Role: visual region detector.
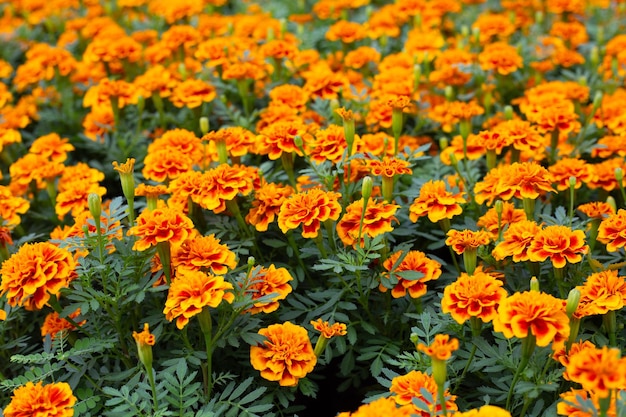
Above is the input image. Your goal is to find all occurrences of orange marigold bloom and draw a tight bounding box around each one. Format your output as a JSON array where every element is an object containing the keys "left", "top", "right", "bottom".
[
  {"left": 548, "top": 157, "right": 595, "bottom": 191},
  {"left": 493, "top": 119, "right": 544, "bottom": 154},
  {"left": 142, "top": 148, "right": 194, "bottom": 183},
  {"left": 390, "top": 371, "right": 457, "bottom": 416},
  {"left": 55, "top": 180, "right": 107, "bottom": 220},
  {"left": 29, "top": 133, "right": 74, "bottom": 163},
  {"left": 477, "top": 202, "right": 527, "bottom": 239},
  {"left": 257, "top": 120, "right": 311, "bottom": 160},
  {"left": 557, "top": 388, "right": 616, "bottom": 417},
  {"left": 577, "top": 202, "right": 615, "bottom": 219},
  {"left": 478, "top": 42, "right": 523, "bottom": 75},
  {"left": 246, "top": 182, "right": 294, "bottom": 232},
  {"left": 553, "top": 340, "right": 596, "bottom": 380},
  {"left": 367, "top": 157, "right": 412, "bottom": 178},
  {"left": 566, "top": 346, "right": 626, "bottom": 398},
  {"left": 245, "top": 265, "right": 293, "bottom": 314},
  {"left": 493, "top": 291, "right": 569, "bottom": 347},
  {"left": 0, "top": 186, "right": 30, "bottom": 227},
  {"left": 428, "top": 100, "right": 485, "bottom": 133},
  {"left": 472, "top": 13, "right": 516, "bottom": 44},
  {"left": 455, "top": 405, "right": 512, "bottom": 417},
  {"left": 325, "top": 20, "right": 367, "bottom": 43},
  {"left": 380, "top": 250, "right": 442, "bottom": 298},
  {"left": 307, "top": 124, "right": 348, "bottom": 164},
  {"left": 442, "top": 270, "right": 508, "bottom": 324},
  {"left": 163, "top": 269, "right": 234, "bottom": 330},
  {"left": 445, "top": 229, "right": 492, "bottom": 255},
  {"left": 597, "top": 209, "right": 626, "bottom": 252},
  {"left": 277, "top": 188, "right": 342, "bottom": 238},
  {"left": 576, "top": 270, "right": 626, "bottom": 315},
  {"left": 169, "top": 78, "right": 216, "bottom": 109},
  {"left": 474, "top": 162, "right": 555, "bottom": 206},
  {"left": 0, "top": 242, "right": 76, "bottom": 311},
  {"left": 41, "top": 309, "right": 84, "bottom": 340},
  {"left": 492, "top": 220, "right": 542, "bottom": 262},
  {"left": 587, "top": 158, "right": 626, "bottom": 192},
  {"left": 336, "top": 198, "right": 399, "bottom": 247},
  {"left": 3, "top": 381, "right": 76, "bottom": 417},
  {"left": 409, "top": 180, "right": 466, "bottom": 223},
  {"left": 133, "top": 322, "right": 156, "bottom": 347},
  {"left": 417, "top": 334, "right": 459, "bottom": 361},
  {"left": 527, "top": 225, "right": 588, "bottom": 269},
  {"left": 128, "top": 207, "right": 194, "bottom": 251},
  {"left": 311, "top": 319, "right": 347, "bottom": 338},
  {"left": 250, "top": 321, "right": 317, "bottom": 387},
  {"left": 173, "top": 234, "right": 237, "bottom": 275},
  {"left": 193, "top": 164, "right": 257, "bottom": 214},
  {"left": 148, "top": 128, "right": 204, "bottom": 164}
]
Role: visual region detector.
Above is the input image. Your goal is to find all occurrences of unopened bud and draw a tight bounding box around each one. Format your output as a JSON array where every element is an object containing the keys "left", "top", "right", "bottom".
[
  {"left": 504, "top": 105, "right": 514, "bottom": 120},
  {"left": 615, "top": 167, "right": 623, "bottom": 183},
  {"left": 495, "top": 200, "right": 504, "bottom": 216},
  {"left": 361, "top": 176, "right": 373, "bottom": 201},
  {"left": 566, "top": 288, "right": 581, "bottom": 318},
  {"left": 200, "top": 117, "right": 210, "bottom": 135},
  {"left": 444, "top": 85, "right": 454, "bottom": 101},
  {"left": 569, "top": 176, "right": 577, "bottom": 189},
  {"left": 607, "top": 196, "right": 617, "bottom": 212},
  {"left": 88, "top": 193, "right": 102, "bottom": 221},
  {"left": 530, "top": 276, "right": 540, "bottom": 292},
  {"left": 592, "top": 91, "right": 603, "bottom": 112},
  {"left": 439, "top": 137, "right": 449, "bottom": 150}
]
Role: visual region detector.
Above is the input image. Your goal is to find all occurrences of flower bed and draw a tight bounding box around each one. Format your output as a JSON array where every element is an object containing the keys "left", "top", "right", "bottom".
[{"left": 0, "top": 0, "right": 626, "bottom": 416}]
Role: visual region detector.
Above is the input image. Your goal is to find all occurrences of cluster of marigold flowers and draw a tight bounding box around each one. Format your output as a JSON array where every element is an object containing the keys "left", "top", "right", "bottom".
[{"left": 3, "top": 0, "right": 626, "bottom": 415}]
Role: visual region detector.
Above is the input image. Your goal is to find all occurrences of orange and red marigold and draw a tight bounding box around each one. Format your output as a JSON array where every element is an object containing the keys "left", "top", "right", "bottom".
[
  {"left": 380, "top": 250, "right": 442, "bottom": 298},
  {"left": 3, "top": 381, "right": 77, "bottom": 417},
  {"left": 597, "top": 208, "right": 626, "bottom": 252},
  {"left": 128, "top": 207, "right": 195, "bottom": 251},
  {"left": 442, "top": 270, "right": 508, "bottom": 324},
  {"left": 409, "top": 180, "right": 466, "bottom": 223},
  {"left": 527, "top": 225, "right": 588, "bottom": 269},
  {"left": 163, "top": 268, "right": 234, "bottom": 330},
  {"left": 336, "top": 198, "right": 399, "bottom": 247},
  {"left": 493, "top": 291, "right": 569, "bottom": 347},
  {"left": 250, "top": 321, "right": 317, "bottom": 387},
  {"left": 277, "top": 188, "right": 342, "bottom": 238},
  {"left": 245, "top": 265, "right": 293, "bottom": 314},
  {"left": 566, "top": 345, "right": 626, "bottom": 398},
  {"left": 0, "top": 242, "right": 76, "bottom": 311},
  {"left": 389, "top": 370, "right": 457, "bottom": 417}
]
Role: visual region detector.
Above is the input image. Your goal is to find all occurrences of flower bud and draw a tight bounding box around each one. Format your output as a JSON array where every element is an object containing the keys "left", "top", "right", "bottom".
[
  {"left": 133, "top": 323, "right": 155, "bottom": 370},
  {"left": 592, "top": 91, "right": 603, "bottom": 112},
  {"left": 495, "top": 200, "right": 504, "bottom": 216},
  {"left": 566, "top": 288, "right": 581, "bottom": 318},
  {"left": 88, "top": 193, "right": 102, "bottom": 222},
  {"left": 615, "top": 167, "right": 623, "bottom": 183},
  {"left": 361, "top": 176, "right": 373, "bottom": 202},
  {"left": 530, "top": 276, "right": 540, "bottom": 292},
  {"left": 200, "top": 117, "right": 210, "bottom": 135},
  {"left": 569, "top": 176, "right": 577, "bottom": 189},
  {"left": 439, "top": 137, "right": 449, "bottom": 150},
  {"left": 607, "top": 196, "right": 617, "bottom": 212},
  {"left": 503, "top": 105, "right": 514, "bottom": 120}
]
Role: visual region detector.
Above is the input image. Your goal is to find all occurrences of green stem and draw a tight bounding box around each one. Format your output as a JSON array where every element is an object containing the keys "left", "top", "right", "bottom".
[
  {"left": 506, "top": 335, "right": 535, "bottom": 411},
  {"left": 146, "top": 366, "right": 159, "bottom": 411},
  {"left": 198, "top": 309, "right": 214, "bottom": 399},
  {"left": 453, "top": 342, "right": 477, "bottom": 394}
]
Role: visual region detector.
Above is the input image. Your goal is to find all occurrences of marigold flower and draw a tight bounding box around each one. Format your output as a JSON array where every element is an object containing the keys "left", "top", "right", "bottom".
[
  {"left": 3, "top": 381, "right": 76, "bottom": 417},
  {"left": 442, "top": 270, "right": 507, "bottom": 324},
  {"left": 553, "top": 340, "right": 596, "bottom": 380},
  {"left": 336, "top": 198, "right": 399, "bottom": 248},
  {"left": 173, "top": 234, "right": 237, "bottom": 275},
  {"left": 0, "top": 242, "right": 76, "bottom": 311},
  {"left": 245, "top": 265, "right": 293, "bottom": 314},
  {"left": 417, "top": 334, "right": 459, "bottom": 361},
  {"left": 256, "top": 120, "right": 311, "bottom": 160},
  {"left": 29, "top": 133, "right": 74, "bottom": 163},
  {"left": 278, "top": 188, "right": 342, "bottom": 238},
  {"left": 576, "top": 270, "right": 626, "bottom": 316},
  {"left": 128, "top": 207, "right": 194, "bottom": 251},
  {"left": 367, "top": 157, "right": 412, "bottom": 178},
  {"left": 0, "top": 186, "right": 30, "bottom": 227},
  {"left": 527, "top": 225, "right": 588, "bottom": 269},
  {"left": 445, "top": 229, "right": 492, "bottom": 255},
  {"left": 169, "top": 78, "right": 216, "bottom": 109},
  {"left": 310, "top": 319, "right": 347, "bottom": 339},
  {"left": 41, "top": 309, "right": 84, "bottom": 340},
  {"left": 477, "top": 202, "right": 527, "bottom": 239},
  {"left": 250, "top": 321, "right": 317, "bottom": 386},
  {"left": 478, "top": 42, "right": 524, "bottom": 75},
  {"left": 493, "top": 291, "right": 569, "bottom": 347},
  {"left": 341, "top": 396, "right": 414, "bottom": 417},
  {"left": 566, "top": 345, "right": 626, "bottom": 398},
  {"left": 409, "top": 180, "right": 466, "bottom": 223},
  {"left": 142, "top": 148, "right": 194, "bottom": 183},
  {"left": 557, "top": 388, "right": 616, "bottom": 417},
  {"left": 492, "top": 220, "right": 542, "bottom": 262},
  {"left": 597, "top": 209, "right": 626, "bottom": 252},
  {"left": 133, "top": 322, "right": 155, "bottom": 370},
  {"left": 163, "top": 269, "right": 234, "bottom": 330},
  {"left": 325, "top": 20, "right": 367, "bottom": 43},
  {"left": 577, "top": 202, "right": 615, "bottom": 219},
  {"left": 380, "top": 250, "right": 442, "bottom": 298},
  {"left": 307, "top": 124, "right": 348, "bottom": 164},
  {"left": 389, "top": 370, "right": 457, "bottom": 416},
  {"left": 246, "top": 182, "right": 294, "bottom": 232},
  {"left": 193, "top": 164, "right": 257, "bottom": 214}
]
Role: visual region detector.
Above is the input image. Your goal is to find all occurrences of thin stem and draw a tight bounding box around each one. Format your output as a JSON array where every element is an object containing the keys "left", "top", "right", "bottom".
[
  {"left": 147, "top": 366, "right": 159, "bottom": 411},
  {"left": 453, "top": 342, "right": 477, "bottom": 393}
]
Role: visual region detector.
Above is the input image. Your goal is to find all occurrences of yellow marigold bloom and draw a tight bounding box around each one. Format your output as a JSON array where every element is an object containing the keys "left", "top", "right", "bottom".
[
  {"left": 246, "top": 181, "right": 294, "bottom": 232},
  {"left": 527, "top": 225, "right": 588, "bottom": 269},
  {"left": 380, "top": 250, "right": 442, "bottom": 298},
  {"left": 169, "top": 78, "right": 216, "bottom": 109},
  {"left": 128, "top": 207, "right": 194, "bottom": 251},
  {"left": 245, "top": 265, "right": 293, "bottom": 314},
  {"left": 409, "top": 180, "right": 466, "bottom": 223},
  {"left": 477, "top": 202, "right": 526, "bottom": 239},
  {"left": 576, "top": 270, "right": 626, "bottom": 315},
  {"left": 390, "top": 371, "right": 457, "bottom": 416},
  {"left": 0, "top": 185, "right": 30, "bottom": 227},
  {"left": 41, "top": 309, "right": 84, "bottom": 340},
  {"left": 336, "top": 198, "right": 399, "bottom": 248},
  {"left": 442, "top": 270, "right": 507, "bottom": 324},
  {"left": 577, "top": 202, "right": 615, "bottom": 219},
  {"left": 478, "top": 42, "right": 523, "bottom": 75},
  {"left": 310, "top": 319, "right": 347, "bottom": 339},
  {"left": 163, "top": 269, "right": 234, "bottom": 330},
  {"left": 250, "top": 321, "right": 317, "bottom": 387},
  {"left": 493, "top": 291, "right": 569, "bottom": 347},
  {"left": 566, "top": 345, "right": 626, "bottom": 398},
  {"left": 598, "top": 209, "right": 626, "bottom": 252},
  {"left": 3, "top": 381, "right": 76, "bottom": 417},
  {"left": 445, "top": 229, "right": 492, "bottom": 255},
  {"left": 455, "top": 405, "right": 512, "bottom": 417},
  {"left": 278, "top": 188, "right": 342, "bottom": 238},
  {"left": 173, "top": 234, "right": 237, "bottom": 275},
  {"left": 0, "top": 242, "right": 76, "bottom": 311},
  {"left": 417, "top": 334, "right": 459, "bottom": 361},
  {"left": 492, "top": 220, "right": 542, "bottom": 262}
]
